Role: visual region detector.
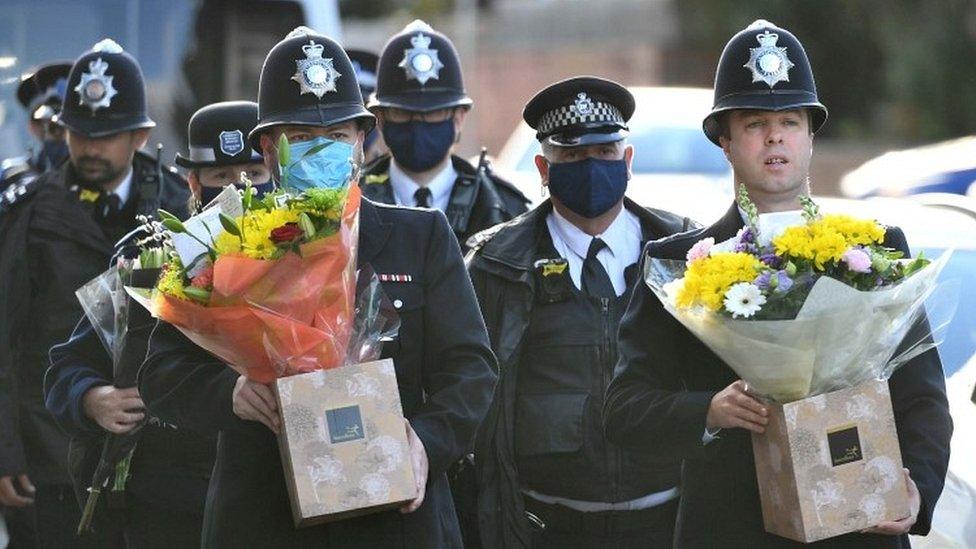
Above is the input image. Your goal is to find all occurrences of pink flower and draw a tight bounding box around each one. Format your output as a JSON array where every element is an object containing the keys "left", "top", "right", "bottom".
[
  {"left": 842, "top": 247, "right": 872, "bottom": 273},
  {"left": 686, "top": 237, "right": 715, "bottom": 263}
]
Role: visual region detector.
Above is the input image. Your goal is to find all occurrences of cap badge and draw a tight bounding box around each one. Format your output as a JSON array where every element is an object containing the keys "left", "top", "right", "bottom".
[
  {"left": 75, "top": 57, "right": 118, "bottom": 113},
  {"left": 744, "top": 31, "right": 794, "bottom": 88},
  {"left": 292, "top": 40, "right": 341, "bottom": 99},
  {"left": 399, "top": 33, "right": 444, "bottom": 85},
  {"left": 573, "top": 93, "right": 595, "bottom": 116},
  {"left": 219, "top": 130, "right": 245, "bottom": 157}
]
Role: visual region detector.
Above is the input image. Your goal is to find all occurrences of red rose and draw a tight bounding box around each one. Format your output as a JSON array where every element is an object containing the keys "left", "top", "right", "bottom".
[
  {"left": 190, "top": 264, "right": 214, "bottom": 289},
  {"left": 270, "top": 222, "right": 303, "bottom": 244}
]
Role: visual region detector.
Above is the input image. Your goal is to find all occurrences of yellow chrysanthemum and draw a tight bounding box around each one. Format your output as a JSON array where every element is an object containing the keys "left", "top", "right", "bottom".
[
  {"left": 774, "top": 216, "right": 880, "bottom": 270},
  {"left": 214, "top": 207, "right": 302, "bottom": 260},
  {"left": 156, "top": 264, "right": 189, "bottom": 301},
  {"left": 819, "top": 214, "right": 885, "bottom": 246},
  {"left": 676, "top": 252, "right": 763, "bottom": 311}
]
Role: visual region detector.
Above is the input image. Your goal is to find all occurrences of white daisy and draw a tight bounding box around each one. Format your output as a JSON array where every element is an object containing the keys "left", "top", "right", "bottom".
[{"left": 723, "top": 282, "right": 766, "bottom": 318}]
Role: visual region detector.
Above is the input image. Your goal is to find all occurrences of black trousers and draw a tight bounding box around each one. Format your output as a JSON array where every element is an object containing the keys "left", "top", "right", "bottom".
[{"left": 524, "top": 495, "right": 678, "bottom": 549}]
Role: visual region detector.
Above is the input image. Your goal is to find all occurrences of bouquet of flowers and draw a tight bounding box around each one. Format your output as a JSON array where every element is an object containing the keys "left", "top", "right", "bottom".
[
  {"left": 645, "top": 188, "right": 954, "bottom": 402},
  {"left": 127, "top": 136, "right": 394, "bottom": 383},
  {"left": 72, "top": 223, "right": 168, "bottom": 533}
]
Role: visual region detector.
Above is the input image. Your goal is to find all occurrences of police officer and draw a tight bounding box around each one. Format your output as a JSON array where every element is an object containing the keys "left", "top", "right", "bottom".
[
  {"left": 42, "top": 100, "right": 268, "bottom": 549},
  {"left": 362, "top": 19, "right": 528, "bottom": 250},
  {"left": 346, "top": 49, "right": 387, "bottom": 165},
  {"left": 137, "top": 26, "right": 497, "bottom": 548},
  {"left": 0, "top": 39, "right": 189, "bottom": 548},
  {"left": 174, "top": 100, "right": 273, "bottom": 210},
  {"left": 1, "top": 61, "right": 72, "bottom": 193},
  {"left": 604, "top": 20, "right": 951, "bottom": 547},
  {"left": 468, "top": 76, "right": 696, "bottom": 548}
]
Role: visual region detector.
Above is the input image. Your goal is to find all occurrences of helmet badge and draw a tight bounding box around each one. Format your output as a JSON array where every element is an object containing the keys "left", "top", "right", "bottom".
[
  {"left": 75, "top": 57, "right": 118, "bottom": 113},
  {"left": 399, "top": 33, "right": 444, "bottom": 86},
  {"left": 573, "top": 93, "right": 595, "bottom": 116},
  {"left": 743, "top": 31, "right": 795, "bottom": 88},
  {"left": 292, "top": 40, "right": 341, "bottom": 99},
  {"left": 219, "top": 130, "right": 245, "bottom": 156}
]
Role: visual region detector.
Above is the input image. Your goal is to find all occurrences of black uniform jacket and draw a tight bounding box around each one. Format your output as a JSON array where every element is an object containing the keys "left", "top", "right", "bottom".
[
  {"left": 361, "top": 154, "right": 529, "bottom": 251},
  {"left": 467, "top": 199, "right": 696, "bottom": 548},
  {"left": 45, "top": 315, "right": 216, "bottom": 512},
  {"left": 138, "top": 198, "right": 498, "bottom": 548},
  {"left": 603, "top": 202, "right": 953, "bottom": 548},
  {"left": 0, "top": 152, "right": 188, "bottom": 484}
]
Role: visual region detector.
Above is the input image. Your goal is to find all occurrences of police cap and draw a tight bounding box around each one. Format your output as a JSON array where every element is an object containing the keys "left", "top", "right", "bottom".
[
  {"left": 16, "top": 61, "right": 72, "bottom": 120},
  {"left": 249, "top": 27, "right": 374, "bottom": 151},
  {"left": 175, "top": 101, "right": 263, "bottom": 169},
  {"left": 523, "top": 76, "right": 634, "bottom": 147},
  {"left": 56, "top": 39, "right": 155, "bottom": 138},
  {"left": 368, "top": 20, "right": 472, "bottom": 112},
  {"left": 703, "top": 19, "right": 827, "bottom": 146}
]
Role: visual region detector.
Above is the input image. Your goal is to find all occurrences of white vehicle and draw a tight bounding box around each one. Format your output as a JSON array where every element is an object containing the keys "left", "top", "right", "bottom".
[{"left": 494, "top": 86, "right": 733, "bottom": 225}]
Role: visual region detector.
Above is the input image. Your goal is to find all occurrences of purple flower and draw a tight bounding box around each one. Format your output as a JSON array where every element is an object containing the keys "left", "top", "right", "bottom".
[
  {"left": 842, "top": 247, "right": 872, "bottom": 274},
  {"left": 760, "top": 253, "right": 782, "bottom": 269},
  {"left": 754, "top": 271, "right": 773, "bottom": 290},
  {"left": 773, "top": 271, "right": 794, "bottom": 293}
]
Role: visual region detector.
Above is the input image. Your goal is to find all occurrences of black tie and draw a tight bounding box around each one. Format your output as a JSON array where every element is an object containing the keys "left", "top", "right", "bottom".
[
  {"left": 582, "top": 238, "right": 615, "bottom": 298},
  {"left": 98, "top": 193, "right": 122, "bottom": 220},
  {"left": 414, "top": 187, "right": 432, "bottom": 208}
]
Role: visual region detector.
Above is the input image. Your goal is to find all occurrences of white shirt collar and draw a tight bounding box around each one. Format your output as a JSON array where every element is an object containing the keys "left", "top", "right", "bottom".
[
  {"left": 389, "top": 159, "right": 457, "bottom": 212},
  {"left": 548, "top": 206, "right": 638, "bottom": 262},
  {"left": 111, "top": 168, "right": 135, "bottom": 205}
]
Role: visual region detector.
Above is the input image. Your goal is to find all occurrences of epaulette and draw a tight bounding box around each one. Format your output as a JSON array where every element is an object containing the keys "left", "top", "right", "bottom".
[
  {"left": 465, "top": 222, "right": 506, "bottom": 253},
  {"left": 0, "top": 172, "right": 40, "bottom": 214}
]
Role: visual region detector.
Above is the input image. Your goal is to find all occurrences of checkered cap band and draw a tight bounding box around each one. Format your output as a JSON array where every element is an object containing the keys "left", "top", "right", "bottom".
[{"left": 536, "top": 100, "right": 624, "bottom": 136}]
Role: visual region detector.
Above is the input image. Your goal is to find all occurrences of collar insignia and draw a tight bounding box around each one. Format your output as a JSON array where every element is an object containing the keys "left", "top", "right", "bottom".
[
  {"left": 743, "top": 31, "right": 795, "bottom": 88},
  {"left": 75, "top": 58, "right": 118, "bottom": 113},
  {"left": 292, "top": 40, "right": 341, "bottom": 99},
  {"left": 398, "top": 33, "right": 444, "bottom": 86}
]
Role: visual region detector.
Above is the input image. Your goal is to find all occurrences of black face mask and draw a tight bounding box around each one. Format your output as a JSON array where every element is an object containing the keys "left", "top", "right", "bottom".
[
  {"left": 33, "top": 139, "right": 69, "bottom": 172},
  {"left": 547, "top": 157, "right": 629, "bottom": 218},
  {"left": 381, "top": 119, "right": 455, "bottom": 172}
]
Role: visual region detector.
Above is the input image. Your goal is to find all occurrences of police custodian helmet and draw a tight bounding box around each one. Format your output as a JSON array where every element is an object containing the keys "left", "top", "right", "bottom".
[
  {"left": 368, "top": 20, "right": 472, "bottom": 112},
  {"left": 703, "top": 19, "right": 827, "bottom": 146},
  {"left": 249, "top": 27, "right": 374, "bottom": 150},
  {"left": 175, "top": 101, "right": 262, "bottom": 169},
  {"left": 56, "top": 39, "right": 155, "bottom": 138}
]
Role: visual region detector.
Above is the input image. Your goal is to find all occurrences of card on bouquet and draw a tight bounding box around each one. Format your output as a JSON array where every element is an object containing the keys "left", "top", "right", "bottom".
[
  {"left": 751, "top": 379, "right": 910, "bottom": 542},
  {"left": 274, "top": 358, "right": 417, "bottom": 527}
]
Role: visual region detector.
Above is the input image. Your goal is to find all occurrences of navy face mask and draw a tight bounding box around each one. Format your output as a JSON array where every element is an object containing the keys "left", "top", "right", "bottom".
[
  {"left": 547, "top": 158, "right": 629, "bottom": 218},
  {"left": 199, "top": 180, "right": 274, "bottom": 208},
  {"left": 382, "top": 119, "right": 455, "bottom": 172}
]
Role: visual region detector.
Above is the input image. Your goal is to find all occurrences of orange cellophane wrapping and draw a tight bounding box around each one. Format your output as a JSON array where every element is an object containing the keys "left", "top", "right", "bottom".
[{"left": 151, "top": 184, "right": 362, "bottom": 384}]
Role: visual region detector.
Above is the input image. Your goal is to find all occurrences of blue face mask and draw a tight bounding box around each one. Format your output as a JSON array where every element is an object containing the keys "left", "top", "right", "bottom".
[
  {"left": 199, "top": 180, "right": 274, "bottom": 208},
  {"left": 547, "top": 157, "right": 628, "bottom": 219},
  {"left": 382, "top": 119, "right": 455, "bottom": 172},
  {"left": 280, "top": 136, "right": 354, "bottom": 193}
]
